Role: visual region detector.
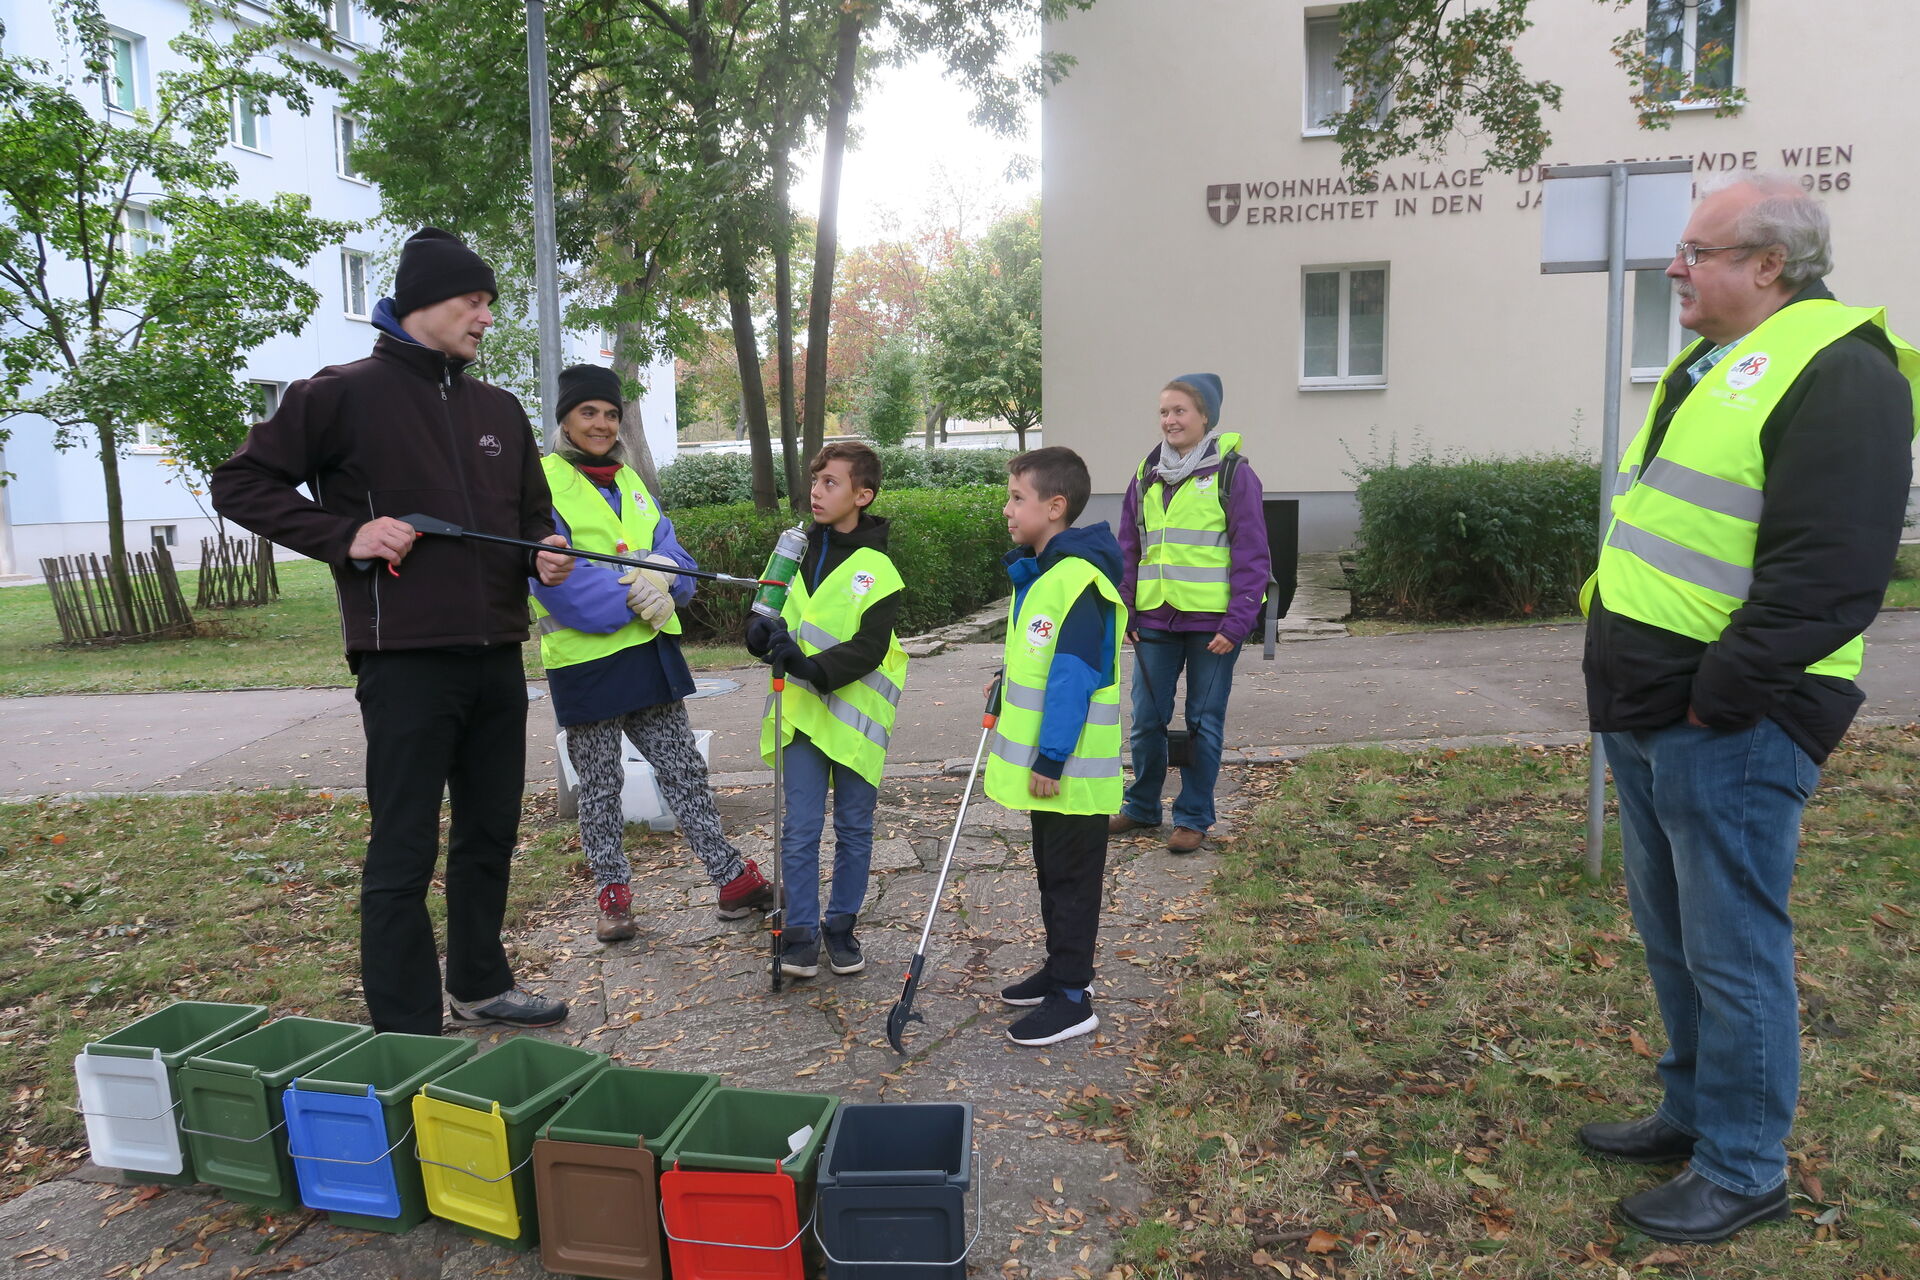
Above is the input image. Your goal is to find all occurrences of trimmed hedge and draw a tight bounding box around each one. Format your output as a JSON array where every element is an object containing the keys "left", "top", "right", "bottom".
[
  {"left": 1349, "top": 451, "right": 1600, "bottom": 620},
  {"left": 658, "top": 446, "right": 1014, "bottom": 510},
  {"left": 667, "top": 484, "right": 1011, "bottom": 641}
]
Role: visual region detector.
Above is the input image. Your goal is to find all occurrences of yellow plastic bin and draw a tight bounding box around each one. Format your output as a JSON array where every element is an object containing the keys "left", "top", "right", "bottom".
[{"left": 413, "top": 1037, "right": 607, "bottom": 1250}]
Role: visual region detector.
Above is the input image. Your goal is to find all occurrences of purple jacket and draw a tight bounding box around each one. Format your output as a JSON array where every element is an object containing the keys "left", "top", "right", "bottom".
[{"left": 1119, "top": 444, "right": 1271, "bottom": 645}]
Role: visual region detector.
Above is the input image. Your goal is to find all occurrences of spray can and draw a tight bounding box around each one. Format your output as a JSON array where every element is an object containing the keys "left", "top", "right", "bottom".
[{"left": 751, "top": 524, "right": 808, "bottom": 618}]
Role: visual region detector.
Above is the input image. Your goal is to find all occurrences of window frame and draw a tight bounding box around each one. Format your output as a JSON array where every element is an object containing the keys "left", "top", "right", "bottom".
[
  {"left": 248, "top": 380, "right": 285, "bottom": 422},
  {"left": 131, "top": 423, "right": 165, "bottom": 453},
  {"left": 1299, "top": 262, "right": 1390, "bottom": 391},
  {"left": 326, "top": 0, "right": 363, "bottom": 46},
  {"left": 103, "top": 29, "right": 145, "bottom": 114},
  {"left": 1646, "top": 0, "right": 1740, "bottom": 109},
  {"left": 150, "top": 524, "right": 178, "bottom": 548},
  {"left": 1301, "top": 8, "right": 1389, "bottom": 138},
  {"left": 230, "top": 93, "right": 269, "bottom": 154},
  {"left": 117, "top": 205, "right": 160, "bottom": 257},
  {"left": 333, "top": 111, "right": 369, "bottom": 183},
  {"left": 341, "top": 248, "right": 371, "bottom": 320}
]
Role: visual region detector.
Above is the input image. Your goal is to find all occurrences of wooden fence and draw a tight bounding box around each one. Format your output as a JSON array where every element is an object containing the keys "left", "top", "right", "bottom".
[
  {"left": 196, "top": 533, "right": 280, "bottom": 609},
  {"left": 40, "top": 541, "right": 195, "bottom": 645}
]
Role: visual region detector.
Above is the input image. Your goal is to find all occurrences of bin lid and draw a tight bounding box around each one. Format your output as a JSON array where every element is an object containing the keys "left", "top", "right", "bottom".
[{"left": 74, "top": 1050, "right": 183, "bottom": 1175}]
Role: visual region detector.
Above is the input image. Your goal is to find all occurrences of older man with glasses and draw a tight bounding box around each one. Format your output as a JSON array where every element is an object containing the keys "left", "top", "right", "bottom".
[{"left": 1576, "top": 175, "right": 1919, "bottom": 1242}]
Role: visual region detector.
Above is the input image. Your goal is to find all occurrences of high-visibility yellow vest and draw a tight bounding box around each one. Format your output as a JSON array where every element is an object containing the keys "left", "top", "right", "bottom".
[
  {"left": 758, "top": 547, "right": 908, "bottom": 786},
  {"left": 530, "top": 454, "right": 682, "bottom": 671},
  {"left": 1581, "top": 300, "right": 1920, "bottom": 681},
  {"left": 1134, "top": 432, "right": 1243, "bottom": 613},
  {"left": 984, "top": 556, "right": 1124, "bottom": 815}
]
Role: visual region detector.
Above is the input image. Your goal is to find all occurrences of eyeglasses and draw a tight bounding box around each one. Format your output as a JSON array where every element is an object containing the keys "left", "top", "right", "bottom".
[{"left": 1675, "top": 241, "right": 1762, "bottom": 267}]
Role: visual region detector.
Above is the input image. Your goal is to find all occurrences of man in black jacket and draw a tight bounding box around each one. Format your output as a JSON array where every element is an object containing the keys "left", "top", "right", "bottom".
[
  {"left": 212, "top": 228, "right": 576, "bottom": 1035},
  {"left": 1578, "top": 177, "right": 1916, "bottom": 1242}
]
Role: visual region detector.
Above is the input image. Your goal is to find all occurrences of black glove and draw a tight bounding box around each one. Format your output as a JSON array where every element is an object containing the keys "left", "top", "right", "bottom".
[
  {"left": 745, "top": 613, "right": 786, "bottom": 657},
  {"left": 767, "top": 629, "right": 822, "bottom": 685}
]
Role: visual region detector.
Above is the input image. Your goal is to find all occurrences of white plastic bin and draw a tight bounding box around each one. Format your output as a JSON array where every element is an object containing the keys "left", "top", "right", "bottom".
[{"left": 555, "top": 728, "right": 712, "bottom": 829}]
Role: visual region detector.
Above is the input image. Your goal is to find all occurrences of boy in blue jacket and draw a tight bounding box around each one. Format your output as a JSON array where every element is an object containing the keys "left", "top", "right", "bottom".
[{"left": 983, "top": 447, "right": 1126, "bottom": 1046}]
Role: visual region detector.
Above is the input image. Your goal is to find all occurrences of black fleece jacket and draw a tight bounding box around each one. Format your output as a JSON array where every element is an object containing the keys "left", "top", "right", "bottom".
[
  {"left": 1584, "top": 281, "right": 1914, "bottom": 762},
  {"left": 747, "top": 513, "right": 902, "bottom": 690}
]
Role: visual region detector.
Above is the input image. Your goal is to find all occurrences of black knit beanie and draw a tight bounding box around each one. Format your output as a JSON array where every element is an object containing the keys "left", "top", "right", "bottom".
[
  {"left": 392, "top": 227, "right": 498, "bottom": 317},
  {"left": 556, "top": 363, "right": 624, "bottom": 423}
]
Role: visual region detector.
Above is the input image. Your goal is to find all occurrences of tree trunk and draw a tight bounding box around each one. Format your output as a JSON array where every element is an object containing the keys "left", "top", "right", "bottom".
[
  {"left": 723, "top": 232, "right": 778, "bottom": 511},
  {"left": 923, "top": 399, "right": 947, "bottom": 448},
  {"left": 96, "top": 416, "right": 136, "bottom": 635},
  {"left": 801, "top": 7, "right": 864, "bottom": 463},
  {"left": 772, "top": 152, "right": 802, "bottom": 512},
  {"left": 611, "top": 317, "right": 662, "bottom": 497}
]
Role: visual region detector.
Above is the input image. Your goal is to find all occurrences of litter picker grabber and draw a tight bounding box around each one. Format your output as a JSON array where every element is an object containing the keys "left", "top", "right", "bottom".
[
  {"left": 361, "top": 513, "right": 787, "bottom": 590},
  {"left": 769, "top": 652, "right": 787, "bottom": 994},
  {"left": 887, "top": 671, "right": 1004, "bottom": 1054}
]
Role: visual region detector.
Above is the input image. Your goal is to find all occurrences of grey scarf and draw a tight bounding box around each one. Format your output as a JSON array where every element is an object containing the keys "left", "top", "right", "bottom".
[{"left": 1151, "top": 431, "right": 1220, "bottom": 488}]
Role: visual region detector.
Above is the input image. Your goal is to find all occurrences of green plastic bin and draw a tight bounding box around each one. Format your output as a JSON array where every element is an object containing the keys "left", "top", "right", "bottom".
[
  {"left": 660, "top": 1087, "right": 838, "bottom": 1178},
  {"left": 78, "top": 1001, "right": 269, "bottom": 1185},
  {"left": 285, "top": 1032, "right": 476, "bottom": 1233},
  {"left": 178, "top": 1017, "right": 371, "bottom": 1210},
  {"left": 414, "top": 1037, "right": 608, "bottom": 1250},
  {"left": 533, "top": 1068, "right": 720, "bottom": 1280}
]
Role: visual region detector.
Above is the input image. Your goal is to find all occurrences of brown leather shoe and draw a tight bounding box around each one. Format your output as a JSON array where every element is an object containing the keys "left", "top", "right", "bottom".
[
  {"left": 596, "top": 884, "right": 637, "bottom": 943},
  {"left": 1109, "top": 814, "right": 1158, "bottom": 835},
  {"left": 1167, "top": 826, "right": 1205, "bottom": 854}
]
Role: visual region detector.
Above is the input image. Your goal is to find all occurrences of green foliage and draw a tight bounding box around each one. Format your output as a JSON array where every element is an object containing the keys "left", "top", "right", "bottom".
[
  {"left": 657, "top": 447, "right": 1013, "bottom": 510},
  {"left": 667, "top": 485, "right": 1009, "bottom": 640},
  {"left": 1348, "top": 448, "right": 1600, "bottom": 620},
  {"left": 858, "top": 337, "right": 922, "bottom": 448},
  {"left": 658, "top": 451, "right": 790, "bottom": 509},
  {"left": 0, "top": 0, "right": 352, "bottom": 571},
  {"left": 923, "top": 201, "right": 1042, "bottom": 447}
]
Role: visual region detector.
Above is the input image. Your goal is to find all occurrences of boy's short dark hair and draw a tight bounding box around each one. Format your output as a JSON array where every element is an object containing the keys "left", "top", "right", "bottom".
[
  {"left": 1008, "top": 446, "right": 1091, "bottom": 524},
  {"left": 810, "top": 441, "right": 882, "bottom": 499}
]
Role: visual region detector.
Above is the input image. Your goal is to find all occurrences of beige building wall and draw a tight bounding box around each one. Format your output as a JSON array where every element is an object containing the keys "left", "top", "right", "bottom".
[{"left": 1042, "top": 0, "right": 1919, "bottom": 548}]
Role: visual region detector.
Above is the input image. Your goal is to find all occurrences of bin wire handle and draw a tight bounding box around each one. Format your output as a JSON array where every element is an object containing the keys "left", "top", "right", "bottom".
[
  {"left": 176, "top": 1117, "right": 286, "bottom": 1144},
  {"left": 67, "top": 1098, "right": 182, "bottom": 1123},
  {"left": 807, "top": 1138, "right": 986, "bottom": 1270},
  {"left": 288, "top": 1124, "right": 416, "bottom": 1166},
  {"left": 658, "top": 1199, "right": 809, "bottom": 1254},
  {"left": 411, "top": 1145, "right": 536, "bottom": 1184}
]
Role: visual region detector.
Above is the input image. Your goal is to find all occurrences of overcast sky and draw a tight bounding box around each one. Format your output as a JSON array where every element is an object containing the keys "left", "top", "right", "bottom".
[{"left": 793, "top": 53, "right": 1042, "bottom": 247}]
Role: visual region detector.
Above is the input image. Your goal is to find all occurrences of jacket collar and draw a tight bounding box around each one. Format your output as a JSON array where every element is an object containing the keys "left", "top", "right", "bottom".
[{"left": 372, "top": 332, "right": 470, "bottom": 385}]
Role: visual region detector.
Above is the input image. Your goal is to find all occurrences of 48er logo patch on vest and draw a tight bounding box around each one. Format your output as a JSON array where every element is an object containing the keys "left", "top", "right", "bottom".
[
  {"left": 530, "top": 454, "right": 681, "bottom": 671},
  {"left": 984, "top": 557, "right": 1125, "bottom": 815},
  {"left": 1135, "top": 432, "right": 1242, "bottom": 613},
  {"left": 1582, "top": 299, "right": 1920, "bottom": 682},
  {"left": 758, "top": 547, "right": 908, "bottom": 787}
]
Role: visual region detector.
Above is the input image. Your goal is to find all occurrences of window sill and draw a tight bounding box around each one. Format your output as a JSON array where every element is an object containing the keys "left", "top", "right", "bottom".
[
  {"left": 231, "top": 142, "right": 271, "bottom": 157},
  {"left": 1630, "top": 370, "right": 1667, "bottom": 384},
  {"left": 130, "top": 444, "right": 166, "bottom": 455},
  {"left": 1299, "top": 380, "right": 1387, "bottom": 392},
  {"left": 335, "top": 172, "right": 372, "bottom": 187},
  {"left": 1301, "top": 126, "right": 1337, "bottom": 139},
  {"left": 1662, "top": 96, "right": 1743, "bottom": 114},
  {"left": 343, "top": 312, "right": 371, "bottom": 323}
]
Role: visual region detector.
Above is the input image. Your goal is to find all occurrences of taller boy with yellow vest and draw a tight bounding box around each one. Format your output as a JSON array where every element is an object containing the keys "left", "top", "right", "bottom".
[
  {"left": 988, "top": 448, "right": 1126, "bottom": 1047},
  {"left": 748, "top": 443, "right": 909, "bottom": 980},
  {"left": 1578, "top": 176, "right": 1918, "bottom": 1245}
]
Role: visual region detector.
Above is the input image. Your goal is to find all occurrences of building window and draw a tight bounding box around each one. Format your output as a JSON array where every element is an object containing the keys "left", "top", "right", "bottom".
[
  {"left": 132, "top": 423, "right": 165, "bottom": 452},
  {"left": 248, "top": 380, "right": 284, "bottom": 421},
  {"left": 150, "top": 525, "right": 178, "bottom": 548},
  {"left": 334, "top": 112, "right": 366, "bottom": 181},
  {"left": 1631, "top": 270, "right": 1702, "bottom": 381},
  {"left": 326, "top": 1, "right": 363, "bottom": 44},
  {"left": 1303, "top": 10, "right": 1388, "bottom": 135},
  {"left": 103, "top": 31, "right": 144, "bottom": 112},
  {"left": 1646, "top": 0, "right": 1738, "bottom": 100},
  {"left": 231, "top": 95, "right": 268, "bottom": 152},
  {"left": 341, "top": 249, "right": 370, "bottom": 319},
  {"left": 1301, "top": 264, "right": 1388, "bottom": 388},
  {"left": 117, "top": 205, "right": 160, "bottom": 256}
]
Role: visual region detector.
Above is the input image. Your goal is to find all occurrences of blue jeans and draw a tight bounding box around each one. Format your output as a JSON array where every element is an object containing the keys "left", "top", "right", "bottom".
[
  {"left": 1603, "top": 718, "right": 1819, "bottom": 1198},
  {"left": 777, "top": 732, "right": 877, "bottom": 937},
  {"left": 1121, "top": 628, "right": 1240, "bottom": 832}
]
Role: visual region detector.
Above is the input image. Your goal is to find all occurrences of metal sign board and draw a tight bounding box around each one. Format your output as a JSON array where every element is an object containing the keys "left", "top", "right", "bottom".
[{"left": 1540, "top": 160, "right": 1694, "bottom": 273}]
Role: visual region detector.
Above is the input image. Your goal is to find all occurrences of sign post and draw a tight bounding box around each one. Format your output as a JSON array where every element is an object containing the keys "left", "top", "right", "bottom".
[
  {"left": 526, "top": 0, "right": 563, "bottom": 425},
  {"left": 1540, "top": 159, "right": 1693, "bottom": 879}
]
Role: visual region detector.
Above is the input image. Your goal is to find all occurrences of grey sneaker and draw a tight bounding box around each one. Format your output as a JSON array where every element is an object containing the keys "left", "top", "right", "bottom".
[
  {"left": 780, "top": 931, "right": 820, "bottom": 979},
  {"left": 822, "top": 914, "right": 865, "bottom": 975},
  {"left": 448, "top": 986, "right": 568, "bottom": 1029}
]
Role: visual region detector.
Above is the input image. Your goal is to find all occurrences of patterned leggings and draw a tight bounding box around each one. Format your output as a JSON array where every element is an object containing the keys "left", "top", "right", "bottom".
[{"left": 566, "top": 701, "right": 747, "bottom": 890}]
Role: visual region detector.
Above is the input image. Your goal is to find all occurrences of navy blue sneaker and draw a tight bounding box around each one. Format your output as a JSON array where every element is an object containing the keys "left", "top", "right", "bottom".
[
  {"left": 780, "top": 931, "right": 819, "bottom": 979},
  {"left": 1006, "top": 990, "right": 1098, "bottom": 1046},
  {"left": 822, "top": 913, "right": 865, "bottom": 975}
]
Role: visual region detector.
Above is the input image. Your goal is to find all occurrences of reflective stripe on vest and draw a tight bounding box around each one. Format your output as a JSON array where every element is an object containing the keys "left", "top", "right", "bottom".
[
  {"left": 758, "top": 545, "right": 908, "bottom": 787},
  {"left": 984, "top": 556, "right": 1125, "bottom": 815},
  {"left": 1134, "top": 432, "right": 1241, "bottom": 613},
  {"left": 530, "top": 455, "right": 681, "bottom": 671},
  {"left": 1582, "top": 299, "right": 1920, "bottom": 682}
]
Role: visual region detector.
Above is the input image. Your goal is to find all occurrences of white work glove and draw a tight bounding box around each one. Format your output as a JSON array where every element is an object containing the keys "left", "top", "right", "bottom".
[{"left": 619, "top": 556, "right": 676, "bottom": 628}]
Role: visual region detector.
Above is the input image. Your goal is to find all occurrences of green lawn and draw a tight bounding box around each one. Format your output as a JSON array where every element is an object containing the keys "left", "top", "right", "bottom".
[
  {"left": 0, "top": 559, "right": 754, "bottom": 696},
  {"left": 1113, "top": 731, "right": 1920, "bottom": 1279},
  {"left": 0, "top": 789, "right": 582, "bottom": 1196},
  {"left": 1882, "top": 546, "right": 1920, "bottom": 610}
]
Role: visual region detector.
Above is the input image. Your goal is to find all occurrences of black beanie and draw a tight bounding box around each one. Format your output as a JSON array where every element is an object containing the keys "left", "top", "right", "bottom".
[
  {"left": 556, "top": 364, "right": 624, "bottom": 423},
  {"left": 392, "top": 227, "right": 498, "bottom": 317}
]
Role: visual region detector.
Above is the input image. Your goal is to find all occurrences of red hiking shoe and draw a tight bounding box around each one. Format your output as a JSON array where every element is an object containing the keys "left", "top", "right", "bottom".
[{"left": 717, "top": 859, "right": 775, "bottom": 920}]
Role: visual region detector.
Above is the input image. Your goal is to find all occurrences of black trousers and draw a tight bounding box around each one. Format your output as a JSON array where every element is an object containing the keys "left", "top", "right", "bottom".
[
  {"left": 355, "top": 646, "right": 525, "bottom": 1034},
  {"left": 1030, "top": 810, "right": 1108, "bottom": 990}
]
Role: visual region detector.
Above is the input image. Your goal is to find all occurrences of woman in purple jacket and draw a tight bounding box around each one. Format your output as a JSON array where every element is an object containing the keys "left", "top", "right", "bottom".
[{"left": 1110, "top": 374, "right": 1271, "bottom": 853}]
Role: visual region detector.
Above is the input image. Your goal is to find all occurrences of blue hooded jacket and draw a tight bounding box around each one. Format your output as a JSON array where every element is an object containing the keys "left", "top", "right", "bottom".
[{"left": 1003, "top": 521, "right": 1125, "bottom": 778}]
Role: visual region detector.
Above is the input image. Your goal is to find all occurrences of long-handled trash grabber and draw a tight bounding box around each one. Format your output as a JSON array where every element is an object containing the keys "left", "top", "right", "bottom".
[
  {"left": 362, "top": 512, "right": 787, "bottom": 590},
  {"left": 887, "top": 671, "right": 1003, "bottom": 1054},
  {"left": 769, "top": 652, "right": 787, "bottom": 994}
]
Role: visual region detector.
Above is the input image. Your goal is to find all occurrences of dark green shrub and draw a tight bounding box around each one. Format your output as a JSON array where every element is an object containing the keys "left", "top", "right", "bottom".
[
  {"left": 657, "top": 451, "right": 771, "bottom": 508},
  {"left": 1349, "top": 449, "right": 1600, "bottom": 620},
  {"left": 666, "top": 485, "right": 1011, "bottom": 641}
]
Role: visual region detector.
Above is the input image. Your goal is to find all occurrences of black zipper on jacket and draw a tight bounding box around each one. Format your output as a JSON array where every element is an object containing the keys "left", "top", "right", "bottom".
[{"left": 440, "top": 358, "right": 485, "bottom": 643}]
